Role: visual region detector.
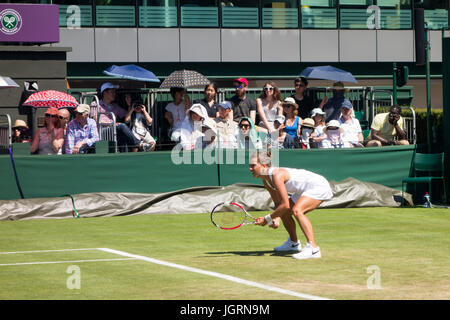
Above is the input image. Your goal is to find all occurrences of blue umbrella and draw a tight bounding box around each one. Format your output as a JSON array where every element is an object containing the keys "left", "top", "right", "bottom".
[
  {"left": 103, "top": 64, "right": 160, "bottom": 83},
  {"left": 299, "top": 65, "right": 357, "bottom": 83}
]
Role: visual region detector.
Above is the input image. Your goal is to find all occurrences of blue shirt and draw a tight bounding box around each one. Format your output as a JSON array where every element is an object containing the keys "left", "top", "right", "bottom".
[
  {"left": 65, "top": 118, "right": 99, "bottom": 154},
  {"left": 284, "top": 116, "right": 300, "bottom": 139}
]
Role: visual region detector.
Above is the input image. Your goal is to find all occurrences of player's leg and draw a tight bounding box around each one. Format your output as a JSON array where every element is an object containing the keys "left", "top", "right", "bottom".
[
  {"left": 273, "top": 199, "right": 300, "bottom": 252},
  {"left": 291, "top": 196, "right": 323, "bottom": 259}
]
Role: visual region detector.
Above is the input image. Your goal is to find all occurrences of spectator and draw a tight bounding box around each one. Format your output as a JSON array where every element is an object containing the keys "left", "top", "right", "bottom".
[
  {"left": 290, "top": 77, "right": 315, "bottom": 119},
  {"left": 65, "top": 104, "right": 99, "bottom": 154},
  {"left": 227, "top": 78, "right": 256, "bottom": 124},
  {"left": 91, "top": 82, "right": 140, "bottom": 152},
  {"left": 179, "top": 103, "right": 209, "bottom": 150},
  {"left": 214, "top": 101, "right": 237, "bottom": 149},
  {"left": 30, "top": 107, "right": 64, "bottom": 155},
  {"left": 338, "top": 100, "right": 364, "bottom": 148},
  {"left": 195, "top": 83, "right": 220, "bottom": 119},
  {"left": 58, "top": 108, "right": 70, "bottom": 154},
  {"left": 256, "top": 81, "right": 283, "bottom": 132},
  {"left": 310, "top": 108, "right": 327, "bottom": 149},
  {"left": 11, "top": 119, "right": 30, "bottom": 143},
  {"left": 366, "top": 105, "right": 409, "bottom": 147},
  {"left": 321, "top": 120, "right": 345, "bottom": 149},
  {"left": 321, "top": 82, "right": 352, "bottom": 123},
  {"left": 236, "top": 117, "right": 262, "bottom": 149},
  {"left": 124, "top": 100, "right": 156, "bottom": 152},
  {"left": 201, "top": 118, "right": 218, "bottom": 149},
  {"left": 269, "top": 115, "right": 295, "bottom": 149},
  {"left": 165, "top": 87, "right": 191, "bottom": 142},
  {"left": 299, "top": 118, "right": 315, "bottom": 149},
  {"left": 282, "top": 97, "right": 302, "bottom": 147}
]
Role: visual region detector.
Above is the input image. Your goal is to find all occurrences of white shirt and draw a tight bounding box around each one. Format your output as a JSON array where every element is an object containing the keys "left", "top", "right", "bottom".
[
  {"left": 338, "top": 116, "right": 362, "bottom": 145},
  {"left": 165, "top": 102, "right": 186, "bottom": 130}
]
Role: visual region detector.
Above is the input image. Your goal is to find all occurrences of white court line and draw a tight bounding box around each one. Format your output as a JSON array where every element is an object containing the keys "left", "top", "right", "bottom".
[
  {"left": 98, "top": 247, "right": 332, "bottom": 301},
  {"left": 0, "top": 258, "right": 136, "bottom": 267},
  {"left": 0, "top": 248, "right": 98, "bottom": 255}
]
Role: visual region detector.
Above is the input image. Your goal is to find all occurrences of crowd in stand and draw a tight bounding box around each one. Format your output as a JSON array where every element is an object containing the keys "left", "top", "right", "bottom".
[{"left": 12, "top": 77, "right": 409, "bottom": 155}]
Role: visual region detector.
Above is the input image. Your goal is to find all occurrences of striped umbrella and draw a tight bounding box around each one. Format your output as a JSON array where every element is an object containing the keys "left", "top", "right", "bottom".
[
  {"left": 22, "top": 90, "right": 79, "bottom": 109},
  {"left": 159, "top": 70, "right": 211, "bottom": 89}
]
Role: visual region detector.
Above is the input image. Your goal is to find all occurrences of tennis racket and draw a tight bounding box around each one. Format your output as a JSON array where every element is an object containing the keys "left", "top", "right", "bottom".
[{"left": 210, "top": 202, "right": 257, "bottom": 230}]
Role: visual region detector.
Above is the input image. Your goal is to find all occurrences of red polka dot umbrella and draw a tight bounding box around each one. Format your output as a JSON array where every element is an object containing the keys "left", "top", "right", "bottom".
[{"left": 22, "top": 90, "right": 79, "bottom": 109}]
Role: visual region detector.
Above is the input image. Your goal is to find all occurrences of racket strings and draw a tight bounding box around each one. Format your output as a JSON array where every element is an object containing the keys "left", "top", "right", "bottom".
[{"left": 212, "top": 207, "right": 246, "bottom": 229}]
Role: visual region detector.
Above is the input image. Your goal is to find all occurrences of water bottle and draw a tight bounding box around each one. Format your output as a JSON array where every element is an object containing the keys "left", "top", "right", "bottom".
[{"left": 423, "top": 192, "right": 431, "bottom": 208}]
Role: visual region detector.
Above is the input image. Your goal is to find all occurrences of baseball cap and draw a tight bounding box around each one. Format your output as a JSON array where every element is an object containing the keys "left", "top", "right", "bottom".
[
  {"left": 75, "top": 104, "right": 90, "bottom": 114},
  {"left": 219, "top": 101, "right": 232, "bottom": 109},
  {"left": 311, "top": 108, "right": 326, "bottom": 117},
  {"left": 342, "top": 99, "right": 353, "bottom": 109},
  {"left": 233, "top": 77, "right": 249, "bottom": 88},
  {"left": 274, "top": 115, "right": 285, "bottom": 124},
  {"left": 101, "top": 82, "right": 117, "bottom": 93}
]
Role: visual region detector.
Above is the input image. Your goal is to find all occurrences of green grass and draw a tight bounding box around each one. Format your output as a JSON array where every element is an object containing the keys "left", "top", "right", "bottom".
[{"left": 0, "top": 207, "right": 449, "bottom": 300}]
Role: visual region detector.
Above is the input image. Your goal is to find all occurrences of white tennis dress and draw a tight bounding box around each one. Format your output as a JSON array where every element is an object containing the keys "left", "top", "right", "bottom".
[{"left": 268, "top": 167, "right": 333, "bottom": 202}]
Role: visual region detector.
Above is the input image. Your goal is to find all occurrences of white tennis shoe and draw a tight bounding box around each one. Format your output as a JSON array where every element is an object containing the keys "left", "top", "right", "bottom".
[
  {"left": 292, "top": 243, "right": 321, "bottom": 260},
  {"left": 274, "top": 237, "right": 301, "bottom": 252}
]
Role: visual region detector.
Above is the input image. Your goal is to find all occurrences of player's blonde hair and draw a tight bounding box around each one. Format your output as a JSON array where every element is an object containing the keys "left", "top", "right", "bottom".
[{"left": 251, "top": 150, "right": 272, "bottom": 167}]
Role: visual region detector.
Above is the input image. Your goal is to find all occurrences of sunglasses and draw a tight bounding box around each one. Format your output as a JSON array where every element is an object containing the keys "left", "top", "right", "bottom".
[
  {"left": 240, "top": 124, "right": 250, "bottom": 129},
  {"left": 234, "top": 85, "right": 243, "bottom": 89},
  {"left": 263, "top": 87, "right": 274, "bottom": 91},
  {"left": 295, "top": 83, "right": 306, "bottom": 88},
  {"left": 58, "top": 116, "right": 68, "bottom": 120}
]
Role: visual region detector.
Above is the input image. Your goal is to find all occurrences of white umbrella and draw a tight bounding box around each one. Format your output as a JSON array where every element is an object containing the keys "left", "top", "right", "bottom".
[{"left": 0, "top": 76, "right": 19, "bottom": 89}]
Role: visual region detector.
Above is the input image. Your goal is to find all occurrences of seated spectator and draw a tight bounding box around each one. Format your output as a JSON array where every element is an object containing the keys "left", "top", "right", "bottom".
[
  {"left": 236, "top": 117, "right": 262, "bottom": 149},
  {"left": 91, "top": 82, "right": 140, "bottom": 152},
  {"left": 290, "top": 77, "right": 315, "bottom": 119},
  {"left": 58, "top": 108, "right": 70, "bottom": 154},
  {"left": 179, "top": 103, "right": 209, "bottom": 150},
  {"left": 310, "top": 108, "right": 327, "bottom": 149},
  {"left": 282, "top": 97, "right": 302, "bottom": 148},
  {"left": 165, "top": 87, "right": 191, "bottom": 142},
  {"left": 214, "top": 101, "right": 237, "bottom": 149},
  {"left": 269, "top": 115, "right": 295, "bottom": 149},
  {"left": 195, "top": 83, "right": 220, "bottom": 119},
  {"left": 321, "top": 120, "right": 345, "bottom": 149},
  {"left": 30, "top": 107, "right": 64, "bottom": 155},
  {"left": 201, "top": 118, "right": 218, "bottom": 149},
  {"left": 256, "top": 81, "right": 283, "bottom": 132},
  {"left": 65, "top": 104, "right": 99, "bottom": 154},
  {"left": 366, "top": 105, "right": 409, "bottom": 147},
  {"left": 227, "top": 78, "right": 256, "bottom": 124},
  {"left": 338, "top": 100, "right": 364, "bottom": 148},
  {"left": 124, "top": 100, "right": 156, "bottom": 152},
  {"left": 12, "top": 119, "right": 31, "bottom": 143},
  {"left": 299, "top": 118, "right": 315, "bottom": 149},
  {"left": 321, "top": 82, "right": 353, "bottom": 123}
]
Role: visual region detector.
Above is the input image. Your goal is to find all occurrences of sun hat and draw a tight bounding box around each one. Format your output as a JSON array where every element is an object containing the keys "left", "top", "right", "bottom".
[
  {"left": 311, "top": 108, "right": 326, "bottom": 117},
  {"left": 45, "top": 107, "right": 59, "bottom": 116},
  {"left": 101, "top": 82, "right": 117, "bottom": 93},
  {"left": 12, "top": 119, "right": 28, "bottom": 130},
  {"left": 281, "top": 97, "right": 299, "bottom": 109},
  {"left": 75, "top": 104, "right": 91, "bottom": 114},
  {"left": 301, "top": 118, "right": 315, "bottom": 128},
  {"left": 324, "top": 120, "right": 343, "bottom": 133}
]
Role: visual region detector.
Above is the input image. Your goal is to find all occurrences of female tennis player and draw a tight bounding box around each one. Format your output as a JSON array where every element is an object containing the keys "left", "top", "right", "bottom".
[{"left": 249, "top": 151, "right": 333, "bottom": 259}]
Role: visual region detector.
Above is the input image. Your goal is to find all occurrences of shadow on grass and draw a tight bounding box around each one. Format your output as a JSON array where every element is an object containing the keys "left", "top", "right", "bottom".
[{"left": 205, "top": 250, "right": 294, "bottom": 257}]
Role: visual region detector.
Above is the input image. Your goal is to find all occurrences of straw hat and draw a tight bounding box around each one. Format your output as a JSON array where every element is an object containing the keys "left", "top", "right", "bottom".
[
  {"left": 302, "top": 118, "right": 315, "bottom": 128},
  {"left": 324, "top": 120, "right": 344, "bottom": 133},
  {"left": 281, "top": 97, "right": 298, "bottom": 109},
  {"left": 12, "top": 119, "right": 28, "bottom": 130}
]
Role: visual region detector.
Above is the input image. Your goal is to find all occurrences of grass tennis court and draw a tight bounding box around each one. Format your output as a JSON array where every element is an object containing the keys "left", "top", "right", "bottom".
[{"left": 0, "top": 207, "right": 449, "bottom": 300}]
